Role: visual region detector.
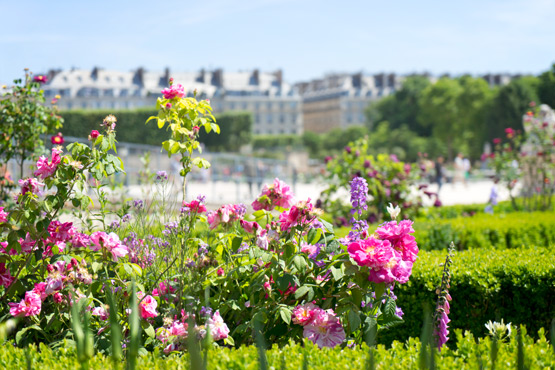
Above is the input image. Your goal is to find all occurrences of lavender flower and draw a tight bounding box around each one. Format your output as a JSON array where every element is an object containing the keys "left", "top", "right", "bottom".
[
  {"left": 200, "top": 306, "right": 213, "bottom": 318},
  {"left": 109, "top": 219, "right": 120, "bottom": 229},
  {"left": 133, "top": 199, "right": 144, "bottom": 210},
  {"left": 122, "top": 213, "right": 131, "bottom": 223},
  {"left": 350, "top": 177, "right": 368, "bottom": 215},
  {"left": 197, "top": 242, "right": 209, "bottom": 256},
  {"left": 156, "top": 171, "right": 168, "bottom": 182}
]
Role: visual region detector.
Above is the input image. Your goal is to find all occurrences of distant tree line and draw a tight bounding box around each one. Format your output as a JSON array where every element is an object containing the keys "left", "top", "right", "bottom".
[{"left": 60, "top": 109, "right": 252, "bottom": 152}]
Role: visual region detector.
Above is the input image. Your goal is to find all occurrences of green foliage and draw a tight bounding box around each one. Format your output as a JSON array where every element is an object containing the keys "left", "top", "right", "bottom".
[
  {"left": 381, "top": 247, "right": 555, "bottom": 346},
  {"left": 0, "top": 329, "right": 553, "bottom": 369},
  {"left": 0, "top": 70, "right": 63, "bottom": 179},
  {"left": 366, "top": 75, "right": 431, "bottom": 136},
  {"left": 198, "top": 112, "right": 252, "bottom": 152},
  {"left": 414, "top": 211, "right": 555, "bottom": 251},
  {"left": 485, "top": 77, "right": 539, "bottom": 144},
  {"left": 319, "top": 136, "right": 426, "bottom": 223},
  {"left": 60, "top": 109, "right": 251, "bottom": 152},
  {"left": 538, "top": 64, "right": 555, "bottom": 108}
]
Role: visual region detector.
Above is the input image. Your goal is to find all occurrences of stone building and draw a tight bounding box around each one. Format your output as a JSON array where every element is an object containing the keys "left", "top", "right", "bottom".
[
  {"left": 41, "top": 67, "right": 303, "bottom": 135},
  {"left": 295, "top": 73, "right": 403, "bottom": 133}
]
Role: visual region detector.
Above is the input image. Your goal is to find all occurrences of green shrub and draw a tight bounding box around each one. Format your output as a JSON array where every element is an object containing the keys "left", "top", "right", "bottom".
[
  {"left": 0, "top": 329, "right": 553, "bottom": 369},
  {"left": 414, "top": 211, "right": 555, "bottom": 250},
  {"left": 381, "top": 246, "right": 555, "bottom": 346}
]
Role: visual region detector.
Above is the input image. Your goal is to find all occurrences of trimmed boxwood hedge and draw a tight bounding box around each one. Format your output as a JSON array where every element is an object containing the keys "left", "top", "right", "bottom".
[
  {"left": 380, "top": 246, "right": 555, "bottom": 347},
  {"left": 414, "top": 211, "right": 555, "bottom": 250},
  {"left": 1, "top": 329, "right": 553, "bottom": 369}
]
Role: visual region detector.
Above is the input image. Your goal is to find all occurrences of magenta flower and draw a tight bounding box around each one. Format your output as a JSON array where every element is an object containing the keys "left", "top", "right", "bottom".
[
  {"left": 90, "top": 231, "right": 129, "bottom": 261},
  {"left": 50, "top": 133, "right": 64, "bottom": 145},
  {"left": 292, "top": 303, "right": 319, "bottom": 326},
  {"left": 207, "top": 311, "right": 230, "bottom": 341},
  {"left": 161, "top": 84, "right": 185, "bottom": 100},
  {"left": 252, "top": 178, "right": 296, "bottom": 211},
  {"left": 48, "top": 220, "right": 75, "bottom": 244},
  {"left": 33, "top": 75, "right": 48, "bottom": 84},
  {"left": 240, "top": 220, "right": 259, "bottom": 233},
  {"left": 89, "top": 130, "right": 100, "bottom": 140},
  {"left": 91, "top": 306, "right": 109, "bottom": 320},
  {"left": 182, "top": 199, "right": 207, "bottom": 214},
  {"left": 18, "top": 177, "right": 45, "bottom": 197},
  {"left": 9, "top": 291, "right": 42, "bottom": 317},
  {"left": 168, "top": 321, "right": 188, "bottom": 337},
  {"left": 0, "top": 207, "right": 8, "bottom": 223},
  {"left": 375, "top": 220, "right": 419, "bottom": 263},
  {"left": 303, "top": 309, "right": 346, "bottom": 348},
  {"left": 348, "top": 237, "right": 394, "bottom": 268},
  {"left": 435, "top": 298, "right": 451, "bottom": 350},
  {"left": 206, "top": 204, "right": 245, "bottom": 229},
  {"left": 0, "top": 263, "right": 14, "bottom": 287},
  {"left": 137, "top": 292, "right": 158, "bottom": 319},
  {"left": 34, "top": 147, "right": 62, "bottom": 180}
]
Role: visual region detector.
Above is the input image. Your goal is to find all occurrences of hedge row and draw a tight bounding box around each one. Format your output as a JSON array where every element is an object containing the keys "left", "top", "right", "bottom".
[
  {"left": 1, "top": 330, "right": 553, "bottom": 369},
  {"left": 414, "top": 211, "right": 555, "bottom": 250},
  {"left": 59, "top": 109, "right": 252, "bottom": 151},
  {"left": 380, "top": 246, "right": 555, "bottom": 347}
]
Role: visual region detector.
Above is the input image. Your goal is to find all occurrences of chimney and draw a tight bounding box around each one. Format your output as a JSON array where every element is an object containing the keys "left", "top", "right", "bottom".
[
  {"left": 352, "top": 73, "right": 362, "bottom": 88},
  {"left": 91, "top": 66, "right": 100, "bottom": 80},
  {"left": 197, "top": 68, "right": 206, "bottom": 83},
  {"left": 251, "top": 69, "right": 260, "bottom": 85},
  {"left": 134, "top": 67, "right": 145, "bottom": 87},
  {"left": 211, "top": 68, "right": 223, "bottom": 88},
  {"left": 274, "top": 69, "right": 283, "bottom": 87},
  {"left": 47, "top": 69, "right": 61, "bottom": 83}
]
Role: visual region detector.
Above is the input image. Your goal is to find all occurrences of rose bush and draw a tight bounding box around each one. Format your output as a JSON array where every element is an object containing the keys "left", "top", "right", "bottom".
[{"left": 0, "top": 81, "right": 421, "bottom": 356}]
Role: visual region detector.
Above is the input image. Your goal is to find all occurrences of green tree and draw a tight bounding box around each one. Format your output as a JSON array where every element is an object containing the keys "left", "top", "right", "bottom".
[
  {"left": 537, "top": 63, "right": 555, "bottom": 107},
  {"left": 486, "top": 76, "right": 539, "bottom": 143},
  {"left": 0, "top": 70, "right": 63, "bottom": 179},
  {"left": 366, "top": 75, "right": 431, "bottom": 136},
  {"left": 418, "top": 78, "right": 463, "bottom": 160},
  {"left": 456, "top": 75, "right": 495, "bottom": 159}
]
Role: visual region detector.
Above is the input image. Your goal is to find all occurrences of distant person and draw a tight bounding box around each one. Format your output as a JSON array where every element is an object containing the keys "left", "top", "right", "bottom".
[
  {"left": 454, "top": 153, "right": 465, "bottom": 185},
  {"left": 434, "top": 156, "right": 445, "bottom": 192},
  {"left": 485, "top": 177, "right": 499, "bottom": 214},
  {"left": 245, "top": 159, "right": 255, "bottom": 197},
  {"left": 462, "top": 156, "right": 471, "bottom": 186}
]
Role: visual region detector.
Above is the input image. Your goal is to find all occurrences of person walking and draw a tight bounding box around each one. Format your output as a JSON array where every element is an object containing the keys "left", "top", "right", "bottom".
[{"left": 434, "top": 156, "right": 445, "bottom": 193}]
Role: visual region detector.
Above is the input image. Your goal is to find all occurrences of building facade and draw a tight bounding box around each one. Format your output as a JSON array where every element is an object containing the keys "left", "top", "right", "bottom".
[
  {"left": 295, "top": 73, "right": 403, "bottom": 134},
  {"left": 41, "top": 67, "right": 303, "bottom": 135}
]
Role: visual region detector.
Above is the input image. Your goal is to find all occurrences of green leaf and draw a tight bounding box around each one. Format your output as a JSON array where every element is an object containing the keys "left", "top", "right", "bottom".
[
  {"left": 319, "top": 218, "right": 334, "bottom": 234},
  {"left": 279, "top": 306, "right": 292, "bottom": 325},
  {"left": 348, "top": 310, "right": 361, "bottom": 332},
  {"left": 330, "top": 265, "right": 345, "bottom": 280},
  {"left": 292, "top": 255, "right": 307, "bottom": 274},
  {"left": 15, "top": 325, "right": 42, "bottom": 345},
  {"left": 294, "top": 285, "right": 310, "bottom": 300},
  {"left": 144, "top": 324, "right": 155, "bottom": 338}
]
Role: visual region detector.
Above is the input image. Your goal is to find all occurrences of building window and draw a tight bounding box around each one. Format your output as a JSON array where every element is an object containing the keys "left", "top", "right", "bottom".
[
  {"left": 266, "top": 114, "right": 272, "bottom": 124},
  {"left": 279, "top": 114, "right": 284, "bottom": 123},
  {"left": 229, "top": 102, "right": 235, "bottom": 110}
]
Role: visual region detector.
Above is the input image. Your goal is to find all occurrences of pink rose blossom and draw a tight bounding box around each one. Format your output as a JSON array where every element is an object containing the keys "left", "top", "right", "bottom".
[
  {"left": 168, "top": 321, "right": 188, "bottom": 337},
  {"left": 90, "top": 232, "right": 129, "bottom": 261},
  {"left": 207, "top": 311, "right": 229, "bottom": 341},
  {"left": 252, "top": 178, "right": 295, "bottom": 211},
  {"left": 161, "top": 84, "right": 185, "bottom": 99},
  {"left": 240, "top": 220, "right": 259, "bottom": 233},
  {"left": 292, "top": 303, "right": 319, "bottom": 326},
  {"left": 375, "top": 220, "right": 419, "bottom": 263},
  {"left": 303, "top": 309, "right": 345, "bottom": 348},
  {"left": 9, "top": 291, "right": 42, "bottom": 317},
  {"left": 182, "top": 199, "right": 207, "bottom": 214},
  {"left": 91, "top": 306, "right": 109, "bottom": 320},
  {"left": 34, "top": 147, "right": 62, "bottom": 180},
  {"left": 0, "top": 241, "right": 17, "bottom": 256},
  {"left": 206, "top": 204, "right": 246, "bottom": 229},
  {"left": 0, "top": 263, "right": 14, "bottom": 287},
  {"left": 0, "top": 207, "right": 7, "bottom": 223},
  {"left": 347, "top": 237, "right": 395, "bottom": 268},
  {"left": 18, "top": 178, "right": 45, "bottom": 197},
  {"left": 137, "top": 292, "right": 158, "bottom": 319}
]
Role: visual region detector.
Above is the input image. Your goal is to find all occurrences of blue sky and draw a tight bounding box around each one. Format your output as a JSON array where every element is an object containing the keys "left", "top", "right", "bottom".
[{"left": 1, "top": 0, "right": 554, "bottom": 85}]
